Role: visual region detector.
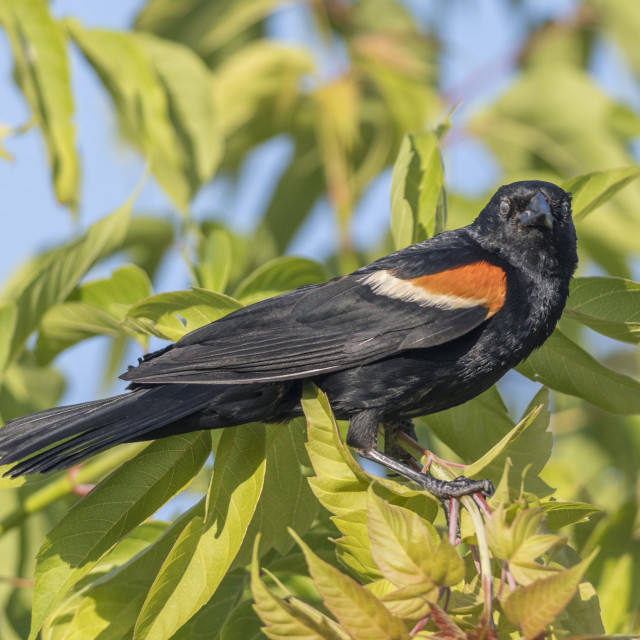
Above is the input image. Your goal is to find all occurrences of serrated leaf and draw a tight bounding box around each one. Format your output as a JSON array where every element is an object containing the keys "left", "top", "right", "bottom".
[
  {"left": 302, "top": 384, "right": 437, "bottom": 520},
  {"left": 517, "top": 328, "right": 640, "bottom": 414},
  {"left": 564, "top": 276, "right": 640, "bottom": 343},
  {"left": 366, "top": 488, "right": 463, "bottom": 591},
  {"left": 333, "top": 510, "right": 381, "bottom": 582},
  {"left": 0, "top": 0, "right": 78, "bottom": 208},
  {"left": 390, "top": 131, "right": 446, "bottom": 250},
  {"left": 291, "top": 530, "right": 409, "bottom": 640},
  {"left": 503, "top": 551, "right": 597, "bottom": 637},
  {"left": 1, "top": 194, "right": 132, "bottom": 367},
  {"left": 133, "top": 424, "right": 266, "bottom": 640},
  {"left": 375, "top": 582, "right": 433, "bottom": 621},
  {"left": 29, "top": 432, "right": 210, "bottom": 639},
  {"left": 234, "top": 256, "right": 328, "bottom": 306},
  {"left": 486, "top": 507, "right": 567, "bottom": 586},
  {"left": 251, "top": 537, "right": 349, "bottom": 640},
  {"left": 563, "top": 167, "right": 640, "bottom": 220},
  {"left": 126, "top": 288, "right": 242, "bottom": 341}
]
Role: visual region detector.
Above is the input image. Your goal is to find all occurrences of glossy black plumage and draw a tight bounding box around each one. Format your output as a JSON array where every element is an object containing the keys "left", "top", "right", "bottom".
[{"left": 0, "top": 180, "right": 578, "bottom": 498}]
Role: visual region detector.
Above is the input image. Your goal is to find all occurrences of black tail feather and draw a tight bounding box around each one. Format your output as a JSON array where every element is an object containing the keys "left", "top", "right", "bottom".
[{"left": 0, "top": 385, "right": 215, "bottom": 477}]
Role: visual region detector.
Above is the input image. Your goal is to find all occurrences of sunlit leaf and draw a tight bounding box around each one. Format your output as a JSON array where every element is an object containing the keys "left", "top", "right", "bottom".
[
  {"left": 0, "top": 0, "right": 78, "bottom": 208},
  {"left": 366, "top": 488, "right": 463, "bottom": 590},
  {"left": 67, "top": 21, "right": 213, "bottom": 211},
  {"left": 234, "top": 256, "right": 328, "bottom": 306},
  {"left": 251, "top": 538, "right": 349, "bottom": 640},
  {"left": 137, "top": 32, "right": 221, "bottom": 196},
  {"left": 195, "top": 227, "right": 233, "bottom": 293},
  {"left": 486, "top": 506, "right": 567, "bottom": 585},
  {"left": 302, "top": 383, "right": 437, "bottom": 520},
  {"left": 390, "top": 130, "right": 446, "bottom": 250},
  {"left": 29, "top": 432, "right": 210, "bottom": 639},
  {"left": 291, "top": 530, "right": 409, "bottom": 640},
  {"left": 503, "top": 551, "right": 597, "bottom": 637},
  {"left": 234, "top": 419, "right": 319, "bottom": 566},
  {"left": 46, "top": 514, "right": 191, "bottom": 640},
  {"left": 132, "top": 424, "right": 266, "bottom": 640},
  {"left": 0, "top": 193, "right": 132, "bottom": 367},
  {"left": 35, "top": 264, "right": 152, "bottom": 363},
  {"left": 126, "top": 288, "right": 242, "bottom": 341}
]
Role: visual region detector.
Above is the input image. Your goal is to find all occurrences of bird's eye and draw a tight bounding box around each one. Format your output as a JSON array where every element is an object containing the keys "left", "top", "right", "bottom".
[
  {"left": 499, "top": 198, "right": 510, "bottom": 215},
  {"left": 561, "top": 202, "right": 569, "bottom": 215}
]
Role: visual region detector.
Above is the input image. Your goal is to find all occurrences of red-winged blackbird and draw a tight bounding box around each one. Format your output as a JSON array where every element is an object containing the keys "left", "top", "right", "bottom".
[{"left": 0, "top": 180, "right": 577, "bottom": 499}]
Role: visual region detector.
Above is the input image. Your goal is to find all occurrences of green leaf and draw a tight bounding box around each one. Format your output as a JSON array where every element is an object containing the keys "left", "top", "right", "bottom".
[
  {"left": 133, "top": 424, "right": 266, "bottom": 640},
  {"left": 251, "top": 537, "right": 349, "bottom": 640},
  {"left": 136, "top": 32, "right": 221, "bottom": 198},
  {"left": 234, "top": 419, "right": 319, "bottom": 566},
  {"left": 1, "top": 193, "right": 132, "bottom": 367},
  {"left": 66, "top": 21, "right": 211, "bottom": 211},
  {"left": 122, "top": 216, "right": 175, "bottom": 278},
  {"left": 0, "top": 303, "right": 17, "bottom": 375},
  {"left": 165, "top": 571, "right": 246, "bottom": 640},
  {"left": 366, "top": 488, "right": 463, "bottom": 590},
  {"left": 195, "top": 227, "right": 233, "bottom": 293},
  {"left": 332, "top": 509, "right": 381, "bottom": 583},
  {"left": 291, "top": 530, "right": 409, "bottom": 640},
  {"left": 0, "top": 0, "right": 78, "bottom": 208},
  {"left": 35, "top": 264, "right": 152, "bottom": 363},
  {"left": 390, "top": 130, "right": 446, "bottom": 250},
  {"left": 564, "top": 276, "right": 640, "bottom": 343},
  {"left": 486, "top": 507, "right": 567, "bottom": 585},
  {"left": 503, "top": 550, "right": 597, "bottom": 637},
  {"left": 29, "top": 432, "right": 210, "bottom": 639},
  {"left": 541, "top": 501, "right": 601, "bottom": 531},
  {"left": 563, "top": 167, "right": 640, "bottom": 220},
  {"left": 423, "top": 386, "right": 552, "bottom": 494},
  {"left": 463, "top": 390, "right": 552, "bottom": 497},
  {"left": 0, "top": 358, "right": 65, "bottom": 424},
  {"left": 136, "top": 0, "right": 285, "bottom": 63},
  {"left": 46, "top": 512, "right": 192, "bottom": 640},
  {"left": 234, "top": 256, "right": 328, "bottom": 306},
  {"left": 302, "top": 383, "right": 437, "bottom": 519},
  {"left": 126, "top": 288, "right": 243, "bottom": 341},
  {"left": 517, "top": 328, "right": 640, "bottom": 414}
]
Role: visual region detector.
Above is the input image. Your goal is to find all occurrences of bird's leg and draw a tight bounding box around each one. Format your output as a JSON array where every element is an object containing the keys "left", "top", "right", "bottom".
[
  {"left": 346, "top": 411, "right": 494, "bottom": 501},
  {"left": 382, "top": 420, "right": 417, "bottom": 462}
]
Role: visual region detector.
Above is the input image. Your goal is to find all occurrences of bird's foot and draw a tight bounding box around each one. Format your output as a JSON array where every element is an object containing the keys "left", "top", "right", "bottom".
[{"left": 408, "top": 473, "right": 494, "bottom": 501}]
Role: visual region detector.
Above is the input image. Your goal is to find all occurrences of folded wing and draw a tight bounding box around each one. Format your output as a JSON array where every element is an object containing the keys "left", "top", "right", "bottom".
[{"left": 121, "top": 252, "right": 506, "bottom": 385}]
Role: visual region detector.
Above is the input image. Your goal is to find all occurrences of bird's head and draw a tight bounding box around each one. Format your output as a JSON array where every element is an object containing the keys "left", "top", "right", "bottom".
[{"left": 471, "top": 180, "right": 578, "bottom": 276}]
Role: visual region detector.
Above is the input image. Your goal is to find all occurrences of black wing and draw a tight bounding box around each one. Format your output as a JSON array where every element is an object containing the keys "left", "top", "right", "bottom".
[{"left": 121, "top": 236, "right": 496, "bottom": 385}]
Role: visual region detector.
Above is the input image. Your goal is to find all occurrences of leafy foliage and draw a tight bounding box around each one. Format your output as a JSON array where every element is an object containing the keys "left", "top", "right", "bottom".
[{"left": 1, "top": 1, "right": 639, "bottom": 637}]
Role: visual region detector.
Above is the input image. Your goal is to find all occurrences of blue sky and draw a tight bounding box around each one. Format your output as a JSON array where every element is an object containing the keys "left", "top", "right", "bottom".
[{"left": 1, "top": 0, "right": 633, "bottom": 408}]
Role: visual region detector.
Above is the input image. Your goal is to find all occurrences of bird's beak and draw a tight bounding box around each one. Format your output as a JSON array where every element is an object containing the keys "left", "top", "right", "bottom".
[{"left": 520, "top": 191, "right": 553, "bottom": 229}]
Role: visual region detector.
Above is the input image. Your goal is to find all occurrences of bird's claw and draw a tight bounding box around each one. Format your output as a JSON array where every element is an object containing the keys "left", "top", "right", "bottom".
[{"left": 412, "top": 473, "right": 494, "bottom": 501}]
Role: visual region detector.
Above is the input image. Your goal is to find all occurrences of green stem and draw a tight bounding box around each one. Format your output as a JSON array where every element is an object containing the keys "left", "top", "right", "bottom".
[{"left": 0, "top": 444, "right": 144, "bottom": 536}]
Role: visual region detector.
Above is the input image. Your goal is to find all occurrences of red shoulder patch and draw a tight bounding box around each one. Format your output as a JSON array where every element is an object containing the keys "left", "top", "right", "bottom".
[{"left": 408, "top": 261, "right": 506, "bottom": 316}]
